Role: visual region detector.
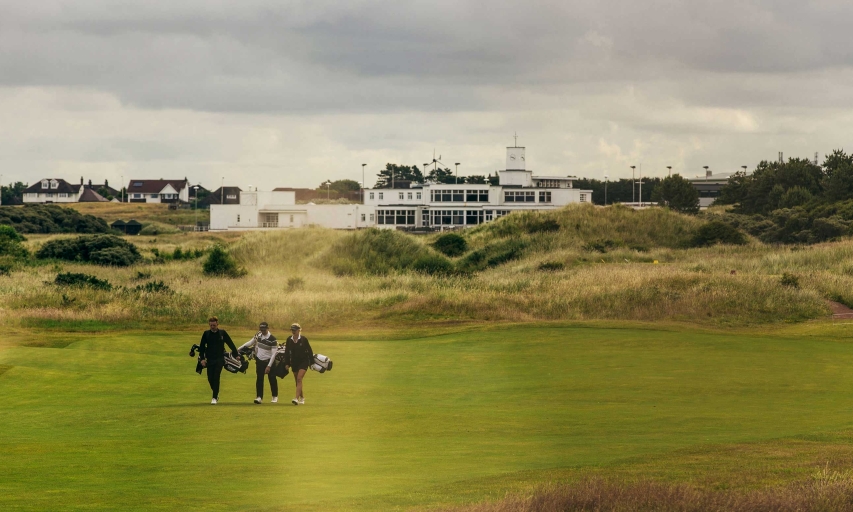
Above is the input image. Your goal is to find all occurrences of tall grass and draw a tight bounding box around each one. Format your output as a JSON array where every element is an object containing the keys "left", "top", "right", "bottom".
[
  {"left": 444, "top": 475, "right": 853, "bottom": 512},
  {"left": 1, "top": 207, "right": 851, "bottom": 329}
]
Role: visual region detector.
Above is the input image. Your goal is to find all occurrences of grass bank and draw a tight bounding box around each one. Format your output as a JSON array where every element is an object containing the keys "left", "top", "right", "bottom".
[{"left": 2, "top": 204, "right": 853, "bottom": 329}]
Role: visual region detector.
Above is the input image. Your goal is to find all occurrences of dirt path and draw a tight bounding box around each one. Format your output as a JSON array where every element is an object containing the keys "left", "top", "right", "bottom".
[{"left": 827, "top": 300, "right": 853, "bottom": 319}]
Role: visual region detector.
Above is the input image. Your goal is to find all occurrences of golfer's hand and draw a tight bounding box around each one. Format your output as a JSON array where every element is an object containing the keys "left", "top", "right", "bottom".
[
  {"left": 265, "top": 367, "right": 271, "bottom": 374},
  {"left": 285, "top": 365, "right": 290, "bottom": 370},
  {"left": 201, "top": 359, "right": 207, "bottom": 367}
]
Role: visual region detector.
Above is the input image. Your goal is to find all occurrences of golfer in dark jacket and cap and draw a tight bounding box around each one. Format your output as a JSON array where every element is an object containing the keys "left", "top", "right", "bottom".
[
  {"left": 199, "top": 316, "right": 238, "bottom": 405},
  {"left": 283, "top": 323, "right": 313, "bottom": 405}
]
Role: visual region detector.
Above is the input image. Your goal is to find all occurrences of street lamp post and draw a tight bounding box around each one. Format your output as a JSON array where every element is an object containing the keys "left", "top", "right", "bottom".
[
  {"left": 639, "top": 165, "right": 643, "bottom": 207},
  {"left": 455, "top": 163, "right": 460, "bottom": 185},
  {"left": 741, "top": 165, "right": 747, "bottom": 173},
  {"left": 0, "top": 174, "right": 3, "bottom": 206},
  {"left": 326, "top": 180, "right": 332, "bottom": 200},
  {"left": 666, "top": 166, "right": 672, "bottom": 177},
  {"left": 423, "top": 163, "right": 429, "bottom": 182},
  {"left": 362, "top": 163, "right": 366, "bottom": 203},
  {"left": 221, "top": 177, "right": 225, "bottom": 204},
  {"left": 630, "top": 166, "right": 636, "bottom": 204},
  {"left": 121, "top": 174, "right": 124, "bottom": 203},
  {"left": 604, "top": 175, "right": 608, "bottom": 206}
]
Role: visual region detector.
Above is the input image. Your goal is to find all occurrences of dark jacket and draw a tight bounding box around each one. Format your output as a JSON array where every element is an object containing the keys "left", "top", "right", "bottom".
[
  {"left": 199, "top": 329, "right": 237, "bottom": 363},
  {"left": 283, "top": 336, "right": 313, "bottom": 370}
]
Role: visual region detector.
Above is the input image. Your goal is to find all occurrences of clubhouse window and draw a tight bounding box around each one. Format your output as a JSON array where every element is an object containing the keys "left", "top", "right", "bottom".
[
  {"left": 431, "top": 189, "right": 465, "bottom": 202},
  {"left": 504, "top": 191, "right": 535, "bottom": 203},
  {"left": 539, "top": 191, "right": 551, "bottom": 203},
  {"left": 465, "top": 190, "right": 490, "bottom": 202},
  {"left": 376, "top": 209, "right": 415, "bottom": 225},
  {"left": 466, "top": 210, "right": 484, "bottom": 225}
]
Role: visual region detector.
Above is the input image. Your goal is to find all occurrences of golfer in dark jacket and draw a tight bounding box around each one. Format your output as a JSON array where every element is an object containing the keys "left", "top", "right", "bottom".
[
  {"left": 199, "top": 316, "right": 238, "bottom": 405},
  {"left": 283, "top": 323, "right": 313, "bottom": 405}
]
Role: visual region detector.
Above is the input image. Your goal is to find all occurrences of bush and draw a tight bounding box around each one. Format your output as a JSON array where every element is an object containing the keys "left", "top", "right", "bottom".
[
  {"left": 458, "top": 239, "right": 528, "bottom": 273},
  {"left": 0, "top": 225, "right": 25, "bottom": 243},
  {"left": 527, "top": 218, "right": 560, "bottom": 233},
  {"left": 0, "top": 205, "right": 111, "bottom": 234},
  {"left": 411, "top": 253, "right": 454, "bottom": 275},
  {"left": 202, "top": 245, "right": 246, "bottom": 277},
  {"left": 432, "top": 233, "right": 468, "bottom": 257},
  {"left": 287, "top": 277, "right": 305, "bottom": 291},
  {"left": 139, "top": 222, "right": 181, "bottom": 236},
  {"left": 780, "top": 272, "right": 800, "bottom": 288},
  {"left": 36, "top": 235, "right": 141, "bottom": 266},
  {"left": 54, "top": 272, "right": 112, "bottom": 290},
  {"left": 583, "top": 239, "right": 622, "bottom": 253},
  {"left": 690, "top": 221, "right": 748, "bottom": 247},
  {"left": 133, "top": 281, "right": 172, "bottom": 294}
]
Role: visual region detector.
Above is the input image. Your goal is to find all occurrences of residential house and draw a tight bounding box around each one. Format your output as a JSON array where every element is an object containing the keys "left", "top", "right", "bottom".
[{"left": 127, "top": 179, "right": 190, "bottom": 204}]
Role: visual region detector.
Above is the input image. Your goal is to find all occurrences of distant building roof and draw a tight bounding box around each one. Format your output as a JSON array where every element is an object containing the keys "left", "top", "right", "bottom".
[
  {"left": 79, "top": 188, "right": 110, "bottom": 202},
  {"left": 127, "top": 179, "right": 188, "bottom": 194},
  {"left": 23, "top": 179, "right": 82, "bottom": 195}
]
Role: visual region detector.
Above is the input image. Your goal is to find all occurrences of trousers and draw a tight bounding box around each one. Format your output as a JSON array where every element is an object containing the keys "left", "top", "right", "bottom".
[
  {"left": 206, "top": 360, "right": 224, "bottom": 399},
  {"left": 255, "top": 359, "right": 278, "bottom": 398}
]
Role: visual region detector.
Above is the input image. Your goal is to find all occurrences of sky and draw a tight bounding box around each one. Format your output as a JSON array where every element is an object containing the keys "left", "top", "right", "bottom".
[{"left": 2, "top": 0, "right": 853, "bottom": 189}]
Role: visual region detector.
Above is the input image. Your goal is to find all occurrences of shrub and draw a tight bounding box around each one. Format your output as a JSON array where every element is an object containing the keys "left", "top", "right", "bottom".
[
  {"left": 287, "top": 277, "right": 305, "bottom": 291},
  {"left": 134, "top": 271, "right": 152, "bottom": 280},
  {"left": 458, "top": 239, "right": 528, "bottom": 273},
  {"left": 0, "top": 225, "right": 25, "bottom": 243},
  {"left": 432, "top": 233, "right": 467, "bottom": 257},
  {"left": 537, "top": 261, "right": 565, "bottom": 272},
  {"left": 780, "top": 272, "right": 800, "bottom": 288},
  {"left": 411, "top": 254, "right": 454, "bottom": 275},
  {"left": 527, "top": 218, "right": 560, "bottom": 233},
  {"left": 133, "top": 281, "right": 172, "bottom": 294},
  {"left": 139, "top": 222, "right": 181, "bottom": 236},
  {"left": 690, "top": 221, "right": 748, "bottom": 247},
  {"left": 583, "top": 239, "right": 622, "bottom": 253},
  {"left": 203, "top": 245, "right": 246, "bottom": 277},
  {"left": 36, "top": 235, "right": 141, "bottom": 266},
  {"left": 54, "top": 272, "right": 112, "bottom": 290},
  {"left": 0, "top": 205, "right": 111, "bottom": 234}
]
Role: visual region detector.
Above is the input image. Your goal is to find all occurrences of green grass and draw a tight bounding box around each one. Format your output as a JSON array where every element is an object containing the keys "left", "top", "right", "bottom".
[{"left": 3, "top": 323, "right": 853, "bottom": 510}]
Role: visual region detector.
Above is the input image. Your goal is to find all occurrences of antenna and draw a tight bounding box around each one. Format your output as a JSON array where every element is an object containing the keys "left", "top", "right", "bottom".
[
  {"left": 514, "top": 132, "right": 518, "bottom": 147},
  {"left": 778, "top": 151, "right": 783, "bottom": 164},
  {"left": 814, "top": 152, "right": 819, "bottom": 166}
]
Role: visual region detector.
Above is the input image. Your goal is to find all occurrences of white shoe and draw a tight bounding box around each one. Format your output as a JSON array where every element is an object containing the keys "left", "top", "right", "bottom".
[
  {"left": 271, "top": 397, "right": 278, "bottom": 403},
  {"left": 254, "top": 397, "right": 262, "bottom": 404},
  {"left": 298, "top": 397, "right": 305, "bottom": 405},
  {"left": 211, "top": 398, "right": 218, "bottom": 405},
  {"left": 291, "top": 398, "right": 299, "bottom": 405}
]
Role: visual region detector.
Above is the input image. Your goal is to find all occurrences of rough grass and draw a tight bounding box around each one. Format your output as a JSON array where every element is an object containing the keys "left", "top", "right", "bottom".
[
  {"left": 65, "top": 202, "right": 210, "bottom": 226},
  {"left": 2, "top": 206, "right": 852, "bottom": 329},
  {"left": 444, "top": 475, "right": 853, "bottom": 512}
]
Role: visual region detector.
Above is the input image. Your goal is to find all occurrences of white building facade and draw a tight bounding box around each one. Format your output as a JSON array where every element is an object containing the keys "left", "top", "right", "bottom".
[{"left": 210, "top": 146, "right": 592, "bottom": 231}]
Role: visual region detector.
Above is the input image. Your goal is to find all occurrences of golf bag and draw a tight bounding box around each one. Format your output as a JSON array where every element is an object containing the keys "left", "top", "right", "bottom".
[
  {"left": 224, "top": 352, "right": 249, "bottom": 374},
  {"left": 310, "top": 353, "right": 333, "bottom": 373},
  {"left": 189, "top": 343, "right": 248, "bottom": 374},
  {"left": 271, "top": 343, "right": 289, "bottom": 379}
]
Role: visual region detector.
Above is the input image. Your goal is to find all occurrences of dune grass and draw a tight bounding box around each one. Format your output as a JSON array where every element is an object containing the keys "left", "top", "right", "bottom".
[
  {"left": 4, "top": 323, "right": 853, "bottom": 510},
  {"left": 3, "top": 204, "right": 853, "bottom": 330}
]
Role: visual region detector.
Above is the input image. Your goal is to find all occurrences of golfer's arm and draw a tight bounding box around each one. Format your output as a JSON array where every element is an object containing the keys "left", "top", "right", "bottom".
[
  {"left": 238, "top": 337, "right": 255, "bottom": 352},
  {"left": 224, "top": 334, "right": 237, "bottom": 354},
  {"left": 199, "top": 335, "right": 207, "bottom": 360},
  {"left": 267, "top": 345, "right": 278, "bottom": 367}
]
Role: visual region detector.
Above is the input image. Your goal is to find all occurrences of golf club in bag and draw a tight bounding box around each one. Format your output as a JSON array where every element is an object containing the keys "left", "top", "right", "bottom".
[
  {"left": 271, "top": 343, "right": 290, "bottom": 379},
  {"left": 310, "top": 353, "right": 333, "bottom": 373}
]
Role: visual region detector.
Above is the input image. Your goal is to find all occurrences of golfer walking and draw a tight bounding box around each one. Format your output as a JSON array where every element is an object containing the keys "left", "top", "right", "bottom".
[
  {"left": 239, "top": 322, "right": 279, "bottom": 404},
  {"left": 199, "top": 316, "right": 238, "bottom": 405},
  {"left": 283, "top": 323, "right": 313, "bottom": 405}
]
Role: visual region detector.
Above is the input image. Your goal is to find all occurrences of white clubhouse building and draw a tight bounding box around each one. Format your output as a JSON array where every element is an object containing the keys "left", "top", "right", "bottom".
[{"left": 210, "top": 145, "right": 592, "bottom": 231}]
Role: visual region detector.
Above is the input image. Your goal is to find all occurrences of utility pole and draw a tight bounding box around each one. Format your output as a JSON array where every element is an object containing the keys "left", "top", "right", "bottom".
[
  {"left": 423, "top": 163, "right": 429, "bottom": 182},
  {"left": 221, "top": 177, "right": 224, "bottom": 205},
  {"left": 630, "top": 166, "right": 636, "bottom": 204},
  {"left": 639, "top": 164, "right": 643, "bottom": 207},
  {"left": 455, "top": 163, "right": 460, "bottom": 185},
  {"left": 121, "top": 174, "right": 124, "bottom": 203},
  {"left": 666, "top": 166, "right": 672, "bottom": 178},
  {"left": 604, "top": 175, "right": 608, "bottom": 206}
]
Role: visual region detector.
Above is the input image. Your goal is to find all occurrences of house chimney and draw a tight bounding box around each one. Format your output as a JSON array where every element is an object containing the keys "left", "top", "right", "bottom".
[
  {"left": 88, "top": 179, "right": 92, "bottom": 187},
  {"left": 105, "top": 179, "right": 108, "bottom": 187},
  {"left": 80, "top": 176, "right": 84, "bottom": 185}
]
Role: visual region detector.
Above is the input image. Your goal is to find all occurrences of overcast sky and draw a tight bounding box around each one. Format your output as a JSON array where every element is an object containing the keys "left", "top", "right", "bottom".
[{"left": 2, "top": 0, "right": 853, "bottom": 189}]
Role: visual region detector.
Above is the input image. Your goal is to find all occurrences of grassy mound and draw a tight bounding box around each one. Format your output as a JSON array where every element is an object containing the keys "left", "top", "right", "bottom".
[{"left": 320, "top": 228, "right": 450, "bottom": 276}]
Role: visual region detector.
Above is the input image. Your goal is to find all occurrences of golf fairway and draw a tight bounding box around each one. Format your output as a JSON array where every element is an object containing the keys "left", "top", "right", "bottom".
[{"left": 1, "top": 324, "right": 853, "bottom": 510}]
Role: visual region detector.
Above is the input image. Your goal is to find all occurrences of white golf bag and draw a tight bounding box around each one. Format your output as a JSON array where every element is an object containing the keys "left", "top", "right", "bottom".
[{"left": 310, "top": 354, "right": 333, "bottom": 373}]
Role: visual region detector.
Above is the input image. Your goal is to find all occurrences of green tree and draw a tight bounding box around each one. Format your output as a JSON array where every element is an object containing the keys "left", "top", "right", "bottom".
[
  {"left": 374, "top": 164, "right": 424, "bottom": 188},
  {"left": 96, "top": 187, "right": 115, "bottom": 201},
  {"left": 651, "top": 174, "right": 699, "bottom": 214},
  {"left": 721, "top": 158, "right": 825, "bottom": 214},
  {"left": 427, "top": 166, "right": 455, "bottom": 184},
  {"left": 1, "top": 181, "right": 27, "bottom": 205},
  {"left": 465, "top": 175, "right": 488, "bottom": 184},
  {"left": 821, "top": 149, "right": 853, "bottom": 201},
  {"left": 326, "top": 179, "right": 361, "bottom": 193}
]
